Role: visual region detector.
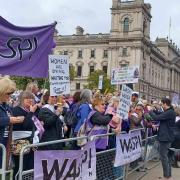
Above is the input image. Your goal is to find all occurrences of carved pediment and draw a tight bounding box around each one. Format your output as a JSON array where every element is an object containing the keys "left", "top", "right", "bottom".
[{"left": 76, "top": 61, "right": 84, "bottom": 66}]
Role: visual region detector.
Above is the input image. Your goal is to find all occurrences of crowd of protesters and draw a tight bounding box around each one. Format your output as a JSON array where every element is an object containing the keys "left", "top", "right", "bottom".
[{"left": 0, "top": 76, "right": 180, "bottom": 180}]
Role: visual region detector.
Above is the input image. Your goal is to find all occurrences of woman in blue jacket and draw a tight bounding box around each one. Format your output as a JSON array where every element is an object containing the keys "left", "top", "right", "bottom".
[{"left": 0, "top": 77, "right": 23, "bottom": 168}]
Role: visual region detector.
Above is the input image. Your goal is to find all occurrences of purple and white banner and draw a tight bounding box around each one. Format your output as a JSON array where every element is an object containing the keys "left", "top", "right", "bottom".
[
  {"left": 114, "top": 130, "right": 142, "bottom": 167},
  {"left": 34, "top": 141, "right": 96, "bottom": 180},
  {"left": 0, "top": 16, "right": 56, "bottom": 77}
]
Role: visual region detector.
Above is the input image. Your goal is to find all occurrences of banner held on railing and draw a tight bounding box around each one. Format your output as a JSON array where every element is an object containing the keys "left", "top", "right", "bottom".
[
  {"left": 114, "top": 130, "right": 142, "bottom": 167},
  {"left": 34, "top": 141, "right": 96, "bottom": 180}
]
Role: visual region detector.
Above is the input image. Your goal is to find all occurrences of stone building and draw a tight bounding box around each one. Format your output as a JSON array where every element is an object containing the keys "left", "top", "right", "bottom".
[{"left": 54, "top": 0, "right": 180, "bottom": 101}]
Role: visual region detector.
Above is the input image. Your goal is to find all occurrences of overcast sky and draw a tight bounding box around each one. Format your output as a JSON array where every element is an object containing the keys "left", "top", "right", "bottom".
[{"left": 1, "top": 0, "right": 180, "bottom": 47}]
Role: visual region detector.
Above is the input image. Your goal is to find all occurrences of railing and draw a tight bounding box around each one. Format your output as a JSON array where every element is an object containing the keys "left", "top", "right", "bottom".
[{"left": 1, "top": 128, "right": 162, "bottom": 180}]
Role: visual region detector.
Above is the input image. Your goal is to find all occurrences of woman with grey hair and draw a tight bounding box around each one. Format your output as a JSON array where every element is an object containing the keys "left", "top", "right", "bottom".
[
  {"left": 73, "top": 89, "right": 92, "bottom": 134},
  {"left": 12, "top": 91, "right": 39, "bottom": 178}
]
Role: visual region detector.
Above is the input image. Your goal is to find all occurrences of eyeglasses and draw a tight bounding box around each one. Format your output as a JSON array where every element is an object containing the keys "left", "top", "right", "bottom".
[
  {"left": 51, "top": 96, "right": 57, "bottom": 98},
  {"left": 136, "top": 108, "right": 142, "bottom": 111},
  {"left": 6, "top": 92, "right": 14, "bottom": 95}
]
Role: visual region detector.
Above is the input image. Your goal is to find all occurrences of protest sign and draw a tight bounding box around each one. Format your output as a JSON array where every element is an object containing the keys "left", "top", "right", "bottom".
[
  {"left": 49, "top": 55, "right": 70, "bottom": 96},
  {"left": 114, "top": 130, "right": 142, "bottom": 167},
  {"left": 117, "top": 84, "right": 133, "bottom": 119},
  {"left": 34, "top": 141, "right": 96, "bottom": 180},
  {"left": 171, "top": 93, "right": 180, "bottom": 105},
  {"left": 111, "top": 66, "right": 139, "bottom": 85},
  {"left": 98, "top": 75, "right": 103, "bottom": 90}
]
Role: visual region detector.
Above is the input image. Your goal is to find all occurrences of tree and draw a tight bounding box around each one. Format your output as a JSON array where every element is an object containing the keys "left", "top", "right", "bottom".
[
  {"left": 11, "top": 65, "right": 75, "bottom": 90},
  {"left": 86, "top": 70, "right": 116, "bottom": 93},
  {"left": 11, "top": 76, "right": 49, "bottom": 90},
  {"left": 69, "top": 65, "right": 76, "bottom": 81}
]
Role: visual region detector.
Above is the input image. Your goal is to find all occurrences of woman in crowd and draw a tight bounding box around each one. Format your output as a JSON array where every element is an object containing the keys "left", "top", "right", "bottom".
[
  {"left": 89, "top": 97, "right": 120, "bottom": 179},
  {"left": 0, "top": 77, "right": 23, "bottom": 168},
  {"left": 38, "top": 91, "right": 66, "bottom": 150},
  {"left": 12, "top": 91, "right": 39, "bottom": 178},
  {"left": 74, "top": 89, "right": 92, "bottom": 134},
  {"left": 171, "top": 106, "right": 180, "bottom": 167},
  {"left": 64, "top": 91, "right": 81, "bottom": 138},
  {"left": 105, "top": 96, "right": 121, "bottom": 133}
]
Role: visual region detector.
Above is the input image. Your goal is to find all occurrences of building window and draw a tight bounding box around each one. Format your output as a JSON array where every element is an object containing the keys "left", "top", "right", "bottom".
[
  {"left": 77, "top": 66, "right": 82, "bottom": 77},
  {"left": 103, "top": 50, "right": 108, "bottom": 58},
  {"left": 90, "top": 66, "right": 94, "bottom": 75},
  {"left": 78, "top": 50, "right": 83, "bottom": 58},
  {"left": 120, "top": 64, "right": 128, "bottom": 68},
  {"left": 90, "top": 50, "right": 95, "bottom": 58},
  {"left": 103, "top": 66, "right": 107, "bottom": 74},
  {"left": 76, "top": 83, "right": 80, "bottom": 90},
  {"left": 64, "top": 51, "right": 68, "bottom": 55},
  {"left": 122, "top": 48, "right": 127, "bottom": 56},
  {"left": 123, "top": 18, "right": 129, "bottom": 32}
]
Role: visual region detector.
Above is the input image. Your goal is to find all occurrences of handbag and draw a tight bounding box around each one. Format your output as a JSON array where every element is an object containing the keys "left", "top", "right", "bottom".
[{"left": 11, "top": 139, "right": 31, "bottom": 156}]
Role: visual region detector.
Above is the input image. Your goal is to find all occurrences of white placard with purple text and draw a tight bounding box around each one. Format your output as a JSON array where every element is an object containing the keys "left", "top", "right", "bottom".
[
  {"left": 34, "top": 141, "right": 96, "bottom": 180},
  {"left": 114, "top": 130, "right": 142, "bottom": 167}
]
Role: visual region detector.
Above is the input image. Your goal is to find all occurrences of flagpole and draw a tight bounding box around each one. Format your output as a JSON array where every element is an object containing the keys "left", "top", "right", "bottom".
[{"left": 169, "top": 17, "right": 171, "bottom": 40}]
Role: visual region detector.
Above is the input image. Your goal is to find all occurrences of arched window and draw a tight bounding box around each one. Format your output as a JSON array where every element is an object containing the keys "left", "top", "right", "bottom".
[{"left": 123, "top": 18, "right": 129, "bottom": 32}]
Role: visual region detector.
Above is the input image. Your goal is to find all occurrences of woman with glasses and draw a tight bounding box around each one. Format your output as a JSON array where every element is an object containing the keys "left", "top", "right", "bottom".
[
  {"left": 0, "top": 77, "right": 23, "bottom": 168},
  {"left": 12, "top": 91, "right": 39, "bottom": 178},
  {"left": 89, "top": 97, "right": 120, "bottom": 179}
]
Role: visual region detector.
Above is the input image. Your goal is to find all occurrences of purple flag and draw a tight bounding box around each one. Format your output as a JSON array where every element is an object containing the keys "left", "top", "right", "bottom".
[{"left": 0, "top": 16, "right": 56, "bottom": 77}]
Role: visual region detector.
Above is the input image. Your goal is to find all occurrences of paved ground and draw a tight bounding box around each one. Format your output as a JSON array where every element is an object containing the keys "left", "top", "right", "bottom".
[{"left": 127, "top": 161, "right": 180, "bottom": 180}]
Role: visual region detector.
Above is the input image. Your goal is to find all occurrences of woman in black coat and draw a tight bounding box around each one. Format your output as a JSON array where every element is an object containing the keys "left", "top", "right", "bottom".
[
  {"left": 38, "top": 91, "right": 64, "bottom": 150},
  {"left": 12, "top": 91, "right": 39, "bottom": 179}
]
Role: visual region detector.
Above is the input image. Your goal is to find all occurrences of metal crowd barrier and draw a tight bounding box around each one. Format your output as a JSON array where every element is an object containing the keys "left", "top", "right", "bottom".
[
  {"left": 0, "top": 143, "right": 6, "bottom": 180},
  {"left": 13, "top": 128, "right": 160, "bottom": 180}
]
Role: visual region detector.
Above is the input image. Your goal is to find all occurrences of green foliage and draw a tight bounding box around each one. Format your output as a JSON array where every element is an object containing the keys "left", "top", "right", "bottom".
[
  {"left": 69, "top": 65, "right": 76, "bottom": 81},
  {"left": 10, "top": 76, "right": 49, "bottom": 90},
  {"left": 10, "top": 65, "right": 75, "bottom": 90},
  {"left": 87, "top": 70, "right": 116, "bottom": 93}
]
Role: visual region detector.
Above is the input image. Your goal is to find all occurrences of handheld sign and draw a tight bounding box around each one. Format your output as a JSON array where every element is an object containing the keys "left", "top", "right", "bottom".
[
  {"left": 98, "top": 75, "right": 103, "bottom": 90},
  {"left": 117, "top": 84, "right": 133, "bottom": 120},
  {"left": 111, "top": 66, "right": 139, "bottom": 85},
  {"left": 49, "top": 55, "right": 70, "bottom": 96}
]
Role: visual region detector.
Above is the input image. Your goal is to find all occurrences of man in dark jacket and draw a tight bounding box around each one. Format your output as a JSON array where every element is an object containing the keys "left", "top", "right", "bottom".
[{"left": 149, "top": 98, "right": 175, "bottom": 180}]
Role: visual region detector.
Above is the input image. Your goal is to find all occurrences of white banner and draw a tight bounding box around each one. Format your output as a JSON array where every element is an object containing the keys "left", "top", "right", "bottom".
[
  {"left": 49, "top": 55, "right": 70, "bottom": 96},
  {"left": 117, "top": 84, "right": 133, "bottom": 120},
  {"left": 111, "top": 66, "right": 139, "bottom": 85},
  {"left": 114, "top": 130, "right": 142, "bottom": 167},
  {"left": 98, "top": 75, "right": 103, "bottom": 90}
]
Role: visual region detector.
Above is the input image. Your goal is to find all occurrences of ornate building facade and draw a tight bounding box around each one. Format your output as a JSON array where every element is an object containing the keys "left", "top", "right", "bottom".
[{"left": 54, "top": 0, "right": 180, "bottom": 101}]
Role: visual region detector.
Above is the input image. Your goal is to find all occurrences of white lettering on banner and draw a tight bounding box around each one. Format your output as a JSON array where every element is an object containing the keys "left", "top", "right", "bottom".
[
  {"left": 49, "top": 55, "right": 70, "bottom": 96},
  {"left": 34, "top": 141, "right": 96, "bottom": 180},
  {"left": 117, "top": 84, "right": 133, "bottom": 120},
  {"left": 114, "top": 130, "right": 142, "bottom": 167}
]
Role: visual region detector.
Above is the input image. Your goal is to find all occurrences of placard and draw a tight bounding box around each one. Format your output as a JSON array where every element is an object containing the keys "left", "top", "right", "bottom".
[
  {"left": 111, "top": 66, "right": 139, "bottom": 85},
  {"left": 49, "top": 55, "right": 70, "bottom": 96}
]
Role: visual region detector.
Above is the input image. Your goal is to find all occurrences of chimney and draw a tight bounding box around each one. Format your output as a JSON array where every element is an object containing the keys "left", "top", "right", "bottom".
[{"left": 76, "top": 26, "right": 84, "bottom": 35}]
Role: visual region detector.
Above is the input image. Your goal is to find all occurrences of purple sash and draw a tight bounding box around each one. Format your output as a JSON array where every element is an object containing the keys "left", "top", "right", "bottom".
[{"left": 32, "top": 116, "right": 45, "bottom": 138}]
